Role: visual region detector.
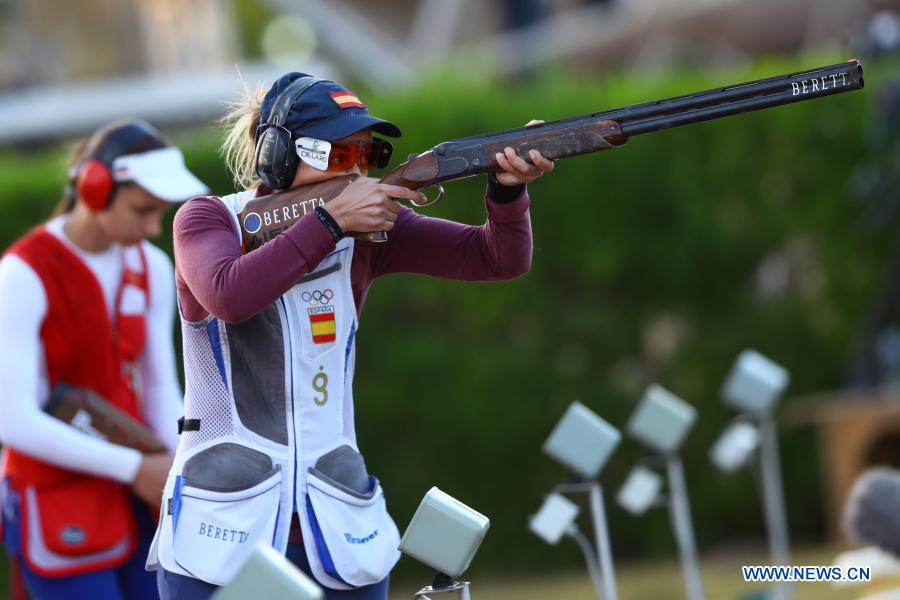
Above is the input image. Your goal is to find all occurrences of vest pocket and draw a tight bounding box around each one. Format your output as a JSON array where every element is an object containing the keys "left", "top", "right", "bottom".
[
  {"left": 305, "top": 470, "right": 400, "bottom": 587},
  {"left": 170, "top": 466, "right": 282, "bottom": 586},
  {"left": 30, "top": 477, "right": 136, "bottom": 558}
]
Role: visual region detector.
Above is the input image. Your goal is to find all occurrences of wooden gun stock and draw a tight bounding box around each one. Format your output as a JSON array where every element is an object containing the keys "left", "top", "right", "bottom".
[
  {"left": 45, "top": 383, "right": 167, "bottom": 453},
  {"left": 238, "top": 175, "right": 359, "bottom": 253}
]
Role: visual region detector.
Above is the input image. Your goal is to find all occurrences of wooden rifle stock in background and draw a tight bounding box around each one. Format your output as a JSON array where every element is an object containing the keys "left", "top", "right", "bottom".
[
  {"left": 45, "top": 382, "right": 167, "bottom": 453},
  {"left": 239, "top": 59, "right": 864, "bottom": 252}
]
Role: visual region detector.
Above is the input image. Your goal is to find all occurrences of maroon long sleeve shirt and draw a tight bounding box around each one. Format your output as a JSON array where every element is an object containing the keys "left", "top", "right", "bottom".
[{"left": 174, "top": 187, "right": 533, "bottom": 323}]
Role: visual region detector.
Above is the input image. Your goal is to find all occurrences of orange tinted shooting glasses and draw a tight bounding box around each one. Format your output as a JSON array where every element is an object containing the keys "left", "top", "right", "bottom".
[{"left": 325, "top": 138, "right": 393, "bottom": 172}]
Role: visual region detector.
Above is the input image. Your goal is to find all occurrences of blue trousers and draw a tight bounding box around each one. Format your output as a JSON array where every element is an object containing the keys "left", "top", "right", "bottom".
[
  {"left": 5, "top": 493, "right": 158, "bottom": 600},
  {"left": 157, "top": 541, "right": 390, "bottom": 600}
]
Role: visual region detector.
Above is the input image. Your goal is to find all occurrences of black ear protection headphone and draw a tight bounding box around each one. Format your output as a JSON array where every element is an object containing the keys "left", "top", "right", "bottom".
[
  {"left": 67, "top": 120, "right": 167, "bottom": 211},
  {"left": 254, "top": 76, "right": 394, "bottom": 190}
]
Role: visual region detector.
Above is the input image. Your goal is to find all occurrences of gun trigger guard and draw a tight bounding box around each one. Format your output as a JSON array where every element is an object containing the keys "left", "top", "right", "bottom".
[{"left": 410, "top": 184, "right": 444, "bottom": 208}]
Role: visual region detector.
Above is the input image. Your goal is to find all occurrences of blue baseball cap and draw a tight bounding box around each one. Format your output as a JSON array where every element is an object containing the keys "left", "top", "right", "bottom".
[{"left": 258, "top": 72, "right": 401, "bottom": 141}]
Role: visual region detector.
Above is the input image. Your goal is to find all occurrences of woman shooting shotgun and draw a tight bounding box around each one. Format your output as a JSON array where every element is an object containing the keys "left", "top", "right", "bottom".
[
  {"left": 152, "top": 59, "right": 864, "bottom": 599},
  {"left": 240, "top": 59, "right": 864, "bottom": 250},
  {"left": 149, "top": 72, "right": 553, "bottom": 599}
]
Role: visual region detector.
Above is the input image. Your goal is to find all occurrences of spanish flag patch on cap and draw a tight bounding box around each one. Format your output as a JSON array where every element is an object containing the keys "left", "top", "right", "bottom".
[{"left": 329, "top": 91, "right": 366, "bottom": 109}]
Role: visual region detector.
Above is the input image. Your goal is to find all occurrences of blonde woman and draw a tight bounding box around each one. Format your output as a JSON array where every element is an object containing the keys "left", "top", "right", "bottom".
[{"left": 150, "top": 73, "right": 553, "bottom": 599}]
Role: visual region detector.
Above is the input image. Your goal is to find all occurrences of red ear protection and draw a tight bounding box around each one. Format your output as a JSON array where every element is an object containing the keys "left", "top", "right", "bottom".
[
  {"left": 68, "top": 120, "right": 168, "bottom": 211},
  {"left": 75, "top": 159, "right": 115, "bottom": 211}
]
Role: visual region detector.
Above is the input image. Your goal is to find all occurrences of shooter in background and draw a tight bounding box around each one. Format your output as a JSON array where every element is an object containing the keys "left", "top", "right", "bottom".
[{"left": 0, "top": 119, "right": 207, "bottom": 599}]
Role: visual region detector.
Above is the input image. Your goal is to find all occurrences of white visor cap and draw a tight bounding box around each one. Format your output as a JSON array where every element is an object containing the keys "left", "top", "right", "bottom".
[{"left": 112, "top": 147, "right": 208, "bottom": 202}]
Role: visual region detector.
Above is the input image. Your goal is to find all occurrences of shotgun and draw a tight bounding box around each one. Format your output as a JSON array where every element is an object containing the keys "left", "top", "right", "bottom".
[
  {"left": 239, "top": 59, "right": 864, "bottom": 251},
  {"left": 45, "top": 382, "right": 167, "bottom": 453}
]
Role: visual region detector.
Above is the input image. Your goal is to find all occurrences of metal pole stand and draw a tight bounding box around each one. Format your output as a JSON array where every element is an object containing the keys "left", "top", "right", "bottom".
[
  {"left": 757, "top": 413, "right": 792, "bottom": 600},
  {"left": 666, "top": 456, "right": 705, "bottom": 600},
  {"left": 566, "top": 523, "right": 606, "bottom": 600},
  {"left": 553, "top": 481, "right": 618, "bottom": 600},
  {"left": 589, "top": 483, "right": 618, "bottom": 600},
  {"left": 414, "top": 573, "right": 472, "bottom": 600}
]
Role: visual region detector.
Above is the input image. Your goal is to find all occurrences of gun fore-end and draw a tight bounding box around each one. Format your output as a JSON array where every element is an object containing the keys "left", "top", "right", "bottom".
[
  {"left": 482, "top": 119, "right": 627, "bottom": 169},
  {"left": 381, "top": 119, "right": 626, "bottom": 190}
]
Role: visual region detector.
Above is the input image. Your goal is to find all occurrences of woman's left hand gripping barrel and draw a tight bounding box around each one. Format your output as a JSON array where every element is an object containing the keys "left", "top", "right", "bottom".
[{"left": 493, "top": 119, "right": 556, "bottom": 187}]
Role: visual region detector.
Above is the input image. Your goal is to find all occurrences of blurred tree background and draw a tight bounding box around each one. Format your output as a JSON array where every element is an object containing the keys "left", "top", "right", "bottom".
[{"left": 0, "top": 54, "right": 892, "bottom": 580}]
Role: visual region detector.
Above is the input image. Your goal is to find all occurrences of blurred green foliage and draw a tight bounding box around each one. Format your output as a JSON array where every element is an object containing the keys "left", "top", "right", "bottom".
[
  {"left": 231, "top": 0, "right": 278, "bottom": 60},
  {"left": 0, "top": 55, "right": 893, "bottom": 579}
]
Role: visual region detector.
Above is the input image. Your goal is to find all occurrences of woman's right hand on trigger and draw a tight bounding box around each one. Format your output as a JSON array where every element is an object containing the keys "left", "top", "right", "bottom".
[
  {"left": 324, "top": 177, "right": 425, "bottom": 233},
  {"left": 133, "top": 452, "right": 174, "bottom": 507}
]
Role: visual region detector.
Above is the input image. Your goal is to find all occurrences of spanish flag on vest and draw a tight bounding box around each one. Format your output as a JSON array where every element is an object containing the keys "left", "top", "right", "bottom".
[{"left": 309, "top": 311, "right": 336, "bottom": 344}]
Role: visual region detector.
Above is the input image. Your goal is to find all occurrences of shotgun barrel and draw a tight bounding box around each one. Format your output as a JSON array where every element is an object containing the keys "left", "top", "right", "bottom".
[{"left": 410, "top": 60, "right": 864, "bottom": 185}]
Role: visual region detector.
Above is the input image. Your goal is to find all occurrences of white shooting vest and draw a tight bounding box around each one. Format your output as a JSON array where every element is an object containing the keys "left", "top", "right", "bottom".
[{"left": 149, "top": 190, "right": 400, "bottom": 589}]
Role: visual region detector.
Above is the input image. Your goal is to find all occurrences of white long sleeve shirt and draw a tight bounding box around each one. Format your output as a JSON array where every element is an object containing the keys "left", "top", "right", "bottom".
[{"left": 0, "top": 215, "right": 182, "bottom": 483}]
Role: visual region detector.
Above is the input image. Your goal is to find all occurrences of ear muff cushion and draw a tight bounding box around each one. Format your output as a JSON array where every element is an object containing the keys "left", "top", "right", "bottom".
[
  {"left": 373, "top": 139, "right": 393, "bottom": 169},
  {"left": 76, "top": 159, "right": 114, "bottom": 211},
  {"left": 255, "top": 126, "right": 298, "bottom": 190},
  {"left": 255, "top": 77, "right": 322, "bottom": 190}
]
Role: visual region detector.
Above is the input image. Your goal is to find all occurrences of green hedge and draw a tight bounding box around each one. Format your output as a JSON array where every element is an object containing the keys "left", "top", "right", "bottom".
[{"left": 0, "top": 54, "right": 890, "bottom": 578}]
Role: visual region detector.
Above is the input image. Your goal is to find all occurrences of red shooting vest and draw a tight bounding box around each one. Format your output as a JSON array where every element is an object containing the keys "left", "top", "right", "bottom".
[{"left": 2, "top": 227, "right": 150, "bottom": 577}]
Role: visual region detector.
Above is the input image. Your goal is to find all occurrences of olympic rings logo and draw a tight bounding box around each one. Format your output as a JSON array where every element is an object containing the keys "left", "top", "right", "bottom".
[{"left": 302, "top": 289, "right": 334, "bottom": 305}]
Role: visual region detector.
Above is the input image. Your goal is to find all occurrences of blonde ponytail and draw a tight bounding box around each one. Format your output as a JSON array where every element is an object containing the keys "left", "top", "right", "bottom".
[
  {"left": 50, "top": 137, "right": 90, "bottom": 217},
  {"left": 220, "top": 78, "right": 268, "bottom": 190}
]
